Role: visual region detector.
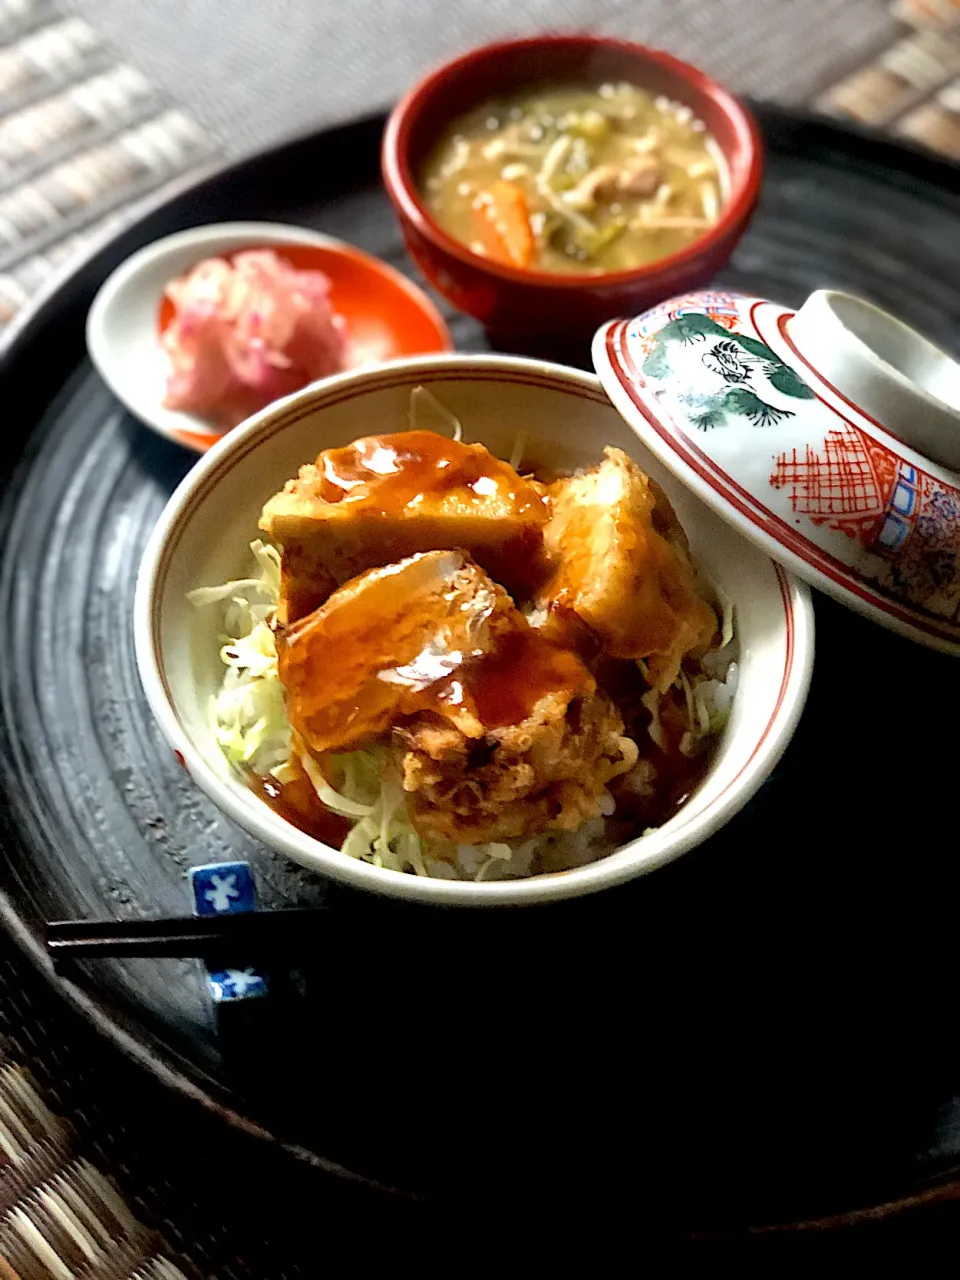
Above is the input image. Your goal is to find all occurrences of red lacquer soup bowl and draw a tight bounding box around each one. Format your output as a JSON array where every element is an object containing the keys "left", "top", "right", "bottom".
[{"left": 382, "top": 35, "right": 763, "bottom": 343}]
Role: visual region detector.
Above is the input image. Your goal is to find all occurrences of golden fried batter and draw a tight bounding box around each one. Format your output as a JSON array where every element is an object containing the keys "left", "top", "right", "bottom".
[
  {"left": 260, "top": 430, "right": 549, "bottom": 623},
  {"left": 260, "top": 432, "right": 721, "bottom": 854},
  {"left": 536, "top": 448, "right": 717, "bottom": 690},
  {"left": 392, "top": 687, "right": 631, "bottom": 845},
  {"left": 277, "top": 550, "right": 517, "bottom": 756}
]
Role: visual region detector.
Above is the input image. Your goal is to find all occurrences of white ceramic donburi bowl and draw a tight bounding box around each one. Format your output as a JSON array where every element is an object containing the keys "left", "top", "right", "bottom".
[{"left": 134, "top": 354, "right": 814, "bottom": 907}]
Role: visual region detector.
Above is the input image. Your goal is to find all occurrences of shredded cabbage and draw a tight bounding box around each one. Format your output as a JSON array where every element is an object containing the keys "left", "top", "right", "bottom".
[
  {"left": 717, "top": 584, "right": 735, "bottom": 652},
  {"left": 641, "top": 688, "right": 665, "bottom": 751},
  {"left": 650, "top": 573, "right": 739, "bottom": 757},
  {"left": 508, "top": 430, "right": 528, "bottom": 473},
  {"left": 297, "top": 746, "right": 541, "bottom": 880},
  {"left": 190, "top": 413, "right": 741, "bottom": 881},
  {"left": 190, "top": 540, "right": 571, "bottom": 881},
  {"left": 189, "top": 541, "right": 290, "bottom": 773},
  {"left": 408, "top": 385, "right": 463, "bottom": 441},
  {"left": 191, "top": 538, "right": 738, "bottom": 878}
]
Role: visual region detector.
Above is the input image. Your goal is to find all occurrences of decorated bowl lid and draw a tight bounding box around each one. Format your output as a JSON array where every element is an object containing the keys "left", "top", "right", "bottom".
[{"left": 593, "top": 287, "right": 960, "bottom": 655}]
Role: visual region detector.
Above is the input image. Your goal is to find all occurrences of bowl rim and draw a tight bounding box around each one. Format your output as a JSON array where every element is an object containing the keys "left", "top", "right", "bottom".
[
  {"left": 134, "top": 352, "right": 814, "bottom": 907},
  {"left": 381, "top": 34, "right": 764, "bottom": 291}
]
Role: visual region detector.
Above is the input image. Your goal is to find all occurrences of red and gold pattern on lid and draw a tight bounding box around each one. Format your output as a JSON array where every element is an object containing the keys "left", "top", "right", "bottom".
[{"left": 593, "top": 288, "right": 960, "bottom": 655}]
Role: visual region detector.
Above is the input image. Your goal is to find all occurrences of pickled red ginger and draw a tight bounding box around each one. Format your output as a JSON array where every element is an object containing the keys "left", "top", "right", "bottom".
[{"left": 161, "top": 249, "right": 347, "bottom": 429}]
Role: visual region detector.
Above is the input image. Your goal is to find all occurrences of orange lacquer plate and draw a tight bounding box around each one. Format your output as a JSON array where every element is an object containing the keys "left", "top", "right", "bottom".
[{"left": 86, "top": 221, "right": 454, "bottom": 454}]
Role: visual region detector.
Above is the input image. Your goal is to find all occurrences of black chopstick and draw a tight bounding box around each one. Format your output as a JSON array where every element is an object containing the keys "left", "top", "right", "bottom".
[
  {"left": 45, "top": 903, "right": 552, "bottom": 959},
  {"left": 46, "top": 909, "right": 345, "bottom": 959}
]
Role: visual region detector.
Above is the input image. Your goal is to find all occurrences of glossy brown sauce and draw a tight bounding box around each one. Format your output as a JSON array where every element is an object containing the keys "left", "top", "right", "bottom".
[
  {"left": 256, "top": 442, "right": 716, "bottom": 848},
  {"left": 249, "top": 768, "right": 350, "bottom": 848},
  {"left": 611, "top": 738, "right": 707, "bottom": 830},
  {"left": 457, "top": 628, "right": 591, "bottom": 729},
  {"left": 598, "top": 660, "right": 710, "bottom": 830},
  {"left": 252, "top": 657, "right": 710, "bottom": 845},
  {"left": 316, "top": 430, "right": 546, "bottom": 520}
]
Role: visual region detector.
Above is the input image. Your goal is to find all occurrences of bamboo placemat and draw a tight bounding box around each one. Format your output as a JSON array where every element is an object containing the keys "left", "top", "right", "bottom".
[
  {"left": 817, "top": 0, "right": 960, "bottom": 155},
  {"left": 0, "top": 1059, "right": 192, "bottom": 1280},
  {"left": 0, "top": 0, "right": 218, "bottom": 330}
]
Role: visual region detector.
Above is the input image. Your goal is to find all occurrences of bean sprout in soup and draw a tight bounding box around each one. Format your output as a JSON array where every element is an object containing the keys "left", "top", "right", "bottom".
[{"left": 419, "top": 81, "right": 727, "bottom": 275}]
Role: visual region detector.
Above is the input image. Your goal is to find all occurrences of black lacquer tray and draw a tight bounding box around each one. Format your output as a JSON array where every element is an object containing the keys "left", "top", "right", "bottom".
[{"left": 2, "top": 107, "right": 960, "bottom": 1235}]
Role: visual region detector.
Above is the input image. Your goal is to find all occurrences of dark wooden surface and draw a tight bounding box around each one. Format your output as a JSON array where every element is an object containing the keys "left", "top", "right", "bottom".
[{"left": 1, "top": 108, "right": 960, "bottom": 1256}]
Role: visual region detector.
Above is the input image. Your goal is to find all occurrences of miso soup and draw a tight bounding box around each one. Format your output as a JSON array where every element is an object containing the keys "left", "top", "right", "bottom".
[{"left": 420, "top": 81, "right": 726, "bottom": 275}]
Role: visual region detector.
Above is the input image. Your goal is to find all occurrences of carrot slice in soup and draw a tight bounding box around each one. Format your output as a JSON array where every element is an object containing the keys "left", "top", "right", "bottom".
[{"left": 472, "top": 180, "right": 534, "bottom": 268}]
